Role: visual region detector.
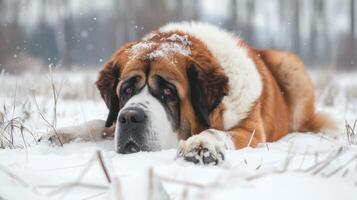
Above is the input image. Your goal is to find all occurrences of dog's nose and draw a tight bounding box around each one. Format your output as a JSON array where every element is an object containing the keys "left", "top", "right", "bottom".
[
  {"left": 122, "top": 141, "right": 140, "bottom": 154},
  {"left": 118, "top": 108, "right": 146, "bottom": 124},
  {"left": 117, "top": 108, "right": 147, "bottom": 154}
]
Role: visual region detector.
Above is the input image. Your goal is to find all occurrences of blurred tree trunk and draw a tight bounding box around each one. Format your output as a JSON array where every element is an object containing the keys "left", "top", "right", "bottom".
[
  {"left": 292, "top": 0, "right": 300, "bottom": 55},
  {"left": 230, "top": 0, "right": 237, "bottom": 31},
  {"left": 337, "top": 0, "right": 356, "bottom": 69},
  {"left": 309, "top": 0, "right": 325, "bottom": 66},
  {"left": 124, "top": 0, "right": 136, "bottom": 41},
  {"left": 112, "top": 0, "right": 123, "bottom": 48},
  {"left": 0, "top": 0, "right": 6, "bottom": 64},
  {"left": 352, "top": 0, "right": 355, "bottom": 38},
  {"left": 192, "top": 0, "right": 199, "bottom": 20},
  {"left": 246, "top": 0, "right": 255, "bottom": 42},
  {"left": 351, "top": 0, "right": 356, "bottom": 67},
  {"left": 54, "top": 0, "right": 69, "bottom": 66},
  {"left": 0, "top": 0, "right": 20, "bottom": 68},
  {"left": 176, "top": 0, "right": 183, "bottom": 20}
]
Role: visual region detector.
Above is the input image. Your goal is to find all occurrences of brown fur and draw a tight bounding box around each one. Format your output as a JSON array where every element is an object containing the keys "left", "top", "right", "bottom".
[{"left": 258, "top": 49, "right": 335, "bottom": 133}]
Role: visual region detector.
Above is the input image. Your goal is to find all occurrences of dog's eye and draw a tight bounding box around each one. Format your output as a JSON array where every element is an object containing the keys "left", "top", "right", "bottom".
[
  {"left": 163, "top": 87, "right": 172, "bottom": 96},
  {"left": 124, "top": 87, "right": 133, "bottom": 95}
]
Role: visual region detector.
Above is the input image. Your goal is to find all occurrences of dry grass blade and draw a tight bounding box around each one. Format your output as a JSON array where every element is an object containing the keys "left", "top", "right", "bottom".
[
  {"left": 48, "top": 64, "right": 64, "bottom": 128},
  {"left": 0, "top": 113, "right": 37, "bottom": 149},
  {"left": 0, "top": 163, "right": 42, "bottom": 196},
  {"left": 310, "top": 148, "right": 343, "bottom": 175},
  {"left": 50, "top": 153, "right": 98, "bottom": 198},
  {"left": 0, "top": 111, "right": 4, "bottom": 126},
  {"left": 32, "top": 93, "right": 63, "bottom": 146},
  {"left": 324, "top": 154, "right": 357, "bottom": 178},
  {"left": 299, "top": 148, "right": 341, "bottom": 173},
  {"left": 247, "top": 129, "right": 256, "bottom": 148},
  {"left": 345, "top": 119, "right": 357, "bottom": 145}
]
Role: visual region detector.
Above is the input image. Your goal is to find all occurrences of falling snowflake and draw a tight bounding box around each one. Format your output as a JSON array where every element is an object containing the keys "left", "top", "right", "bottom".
[{"left": 81, "top": 30, "right": 89, "bottom": 39}]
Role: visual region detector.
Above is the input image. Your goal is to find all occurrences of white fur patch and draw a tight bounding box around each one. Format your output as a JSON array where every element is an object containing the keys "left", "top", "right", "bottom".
[
  {"left": 203, "top": 129, "right": 235, "bottom": 149},
  {"left": 116, "top": 86, "right": 178, "bottom": 152},
  {"left": 160, "top": 22, "right": 263, "bottom": 130}
]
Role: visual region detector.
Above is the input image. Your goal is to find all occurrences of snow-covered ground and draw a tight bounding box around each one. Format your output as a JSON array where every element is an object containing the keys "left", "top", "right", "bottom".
[{"left": 0, "top": 68, "right": 357, "bottom": 200}]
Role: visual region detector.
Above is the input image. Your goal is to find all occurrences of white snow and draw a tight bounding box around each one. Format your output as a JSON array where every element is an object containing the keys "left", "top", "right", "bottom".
[
  {"left": 0, "top": 69, "right": 357, "bottom": 200},
  {"left": 148, "top": 42, "right": 191, "bottom": 61},
  {"left": 129, "top": 42, "right": 154, "bottom": 56},
  {"left": 128, "top": 33, "right": 191, "bottom": 63},
  {"left": 165, "top": 34, "right": 191, "bottom": 46}
]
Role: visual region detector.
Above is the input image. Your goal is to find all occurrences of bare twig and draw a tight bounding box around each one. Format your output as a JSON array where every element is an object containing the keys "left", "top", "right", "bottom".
[
  {"left": 49, "top": 64, "right": 60, "bottom": 128},
  {"left": 265, "top": 143, "right": 270, "bottom": 151},
  {"left": 96, "top": 150, "right": 111, "bottom": 183},
  {"left": 278, "top": 143, "right": 294, "bottom": 173},
  {"left": 32, "top": 93, "right": 63, "bottom": 146}
]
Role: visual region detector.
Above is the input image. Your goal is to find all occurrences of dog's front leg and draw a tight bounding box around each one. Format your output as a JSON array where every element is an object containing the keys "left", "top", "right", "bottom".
[
  {"left": 178, "top": 108, "right": 265, "bottom": 165},
  {"left": 39, "top": 120, "right": 115, "bottom": 145}
]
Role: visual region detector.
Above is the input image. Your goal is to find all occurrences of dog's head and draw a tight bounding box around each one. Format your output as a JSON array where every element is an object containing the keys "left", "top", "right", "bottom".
[{"left": 96, "top": 32, "right": 228, "bottom": 153}]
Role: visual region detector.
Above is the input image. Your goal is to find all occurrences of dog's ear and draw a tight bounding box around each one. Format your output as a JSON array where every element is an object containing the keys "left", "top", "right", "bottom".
[
  {"left": 187, "top": 60, "right": 229, "bottom": 128},
  {"left": 96, "top": 60, "right": 120, "bottom": 127}
]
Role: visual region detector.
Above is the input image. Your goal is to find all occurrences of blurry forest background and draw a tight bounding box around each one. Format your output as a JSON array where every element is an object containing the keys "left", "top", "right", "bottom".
[{"left": 0, "top": 0, "right": 356, "bottom": 74}]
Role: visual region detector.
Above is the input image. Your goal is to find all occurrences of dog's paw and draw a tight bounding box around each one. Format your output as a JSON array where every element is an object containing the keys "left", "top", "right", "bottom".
[
  {"left": 177, "top": 131, "right": 226, "bottom": 165},
  {"left": 38, "top": 132, "right": 73, "bottom": 146}
]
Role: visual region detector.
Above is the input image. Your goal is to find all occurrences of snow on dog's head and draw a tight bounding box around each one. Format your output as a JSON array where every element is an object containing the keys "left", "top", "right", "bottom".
[{"left": 96, "top": 28, "right": 229, "bottom": 153}]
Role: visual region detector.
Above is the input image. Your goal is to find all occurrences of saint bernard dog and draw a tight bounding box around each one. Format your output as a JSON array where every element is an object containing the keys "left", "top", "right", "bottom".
[{"left": 46, "top": 22, "right": 335, "bottom": 165}]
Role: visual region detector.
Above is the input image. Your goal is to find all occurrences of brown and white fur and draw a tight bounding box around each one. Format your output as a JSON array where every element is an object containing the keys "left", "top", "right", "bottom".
[{"left": 43, "top": 22, "right": 334, "bottom": 165}]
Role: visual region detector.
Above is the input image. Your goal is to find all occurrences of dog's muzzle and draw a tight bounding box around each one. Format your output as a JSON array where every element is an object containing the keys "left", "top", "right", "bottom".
[{"left": 116, "top": 107, "right": 148, "bottom": 154}]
